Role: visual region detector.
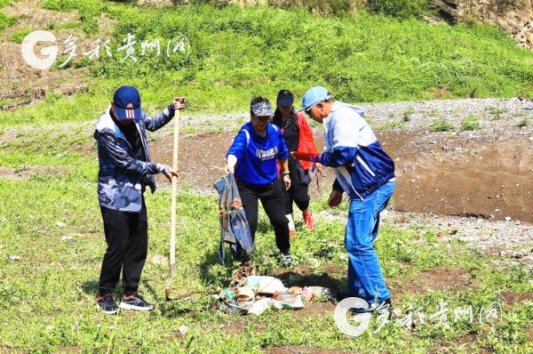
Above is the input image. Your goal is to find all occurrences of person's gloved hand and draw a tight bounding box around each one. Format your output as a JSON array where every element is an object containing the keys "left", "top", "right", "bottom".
[
  {"left": 328, "top": 190, "right": 342, "bottom": 208},
  {"left": 291, "top": 152, "right": 321, "bottom": 163},
  {"left": 157, "top": 164, "right": 178, "bottom": 182},
  {"left": 173, "top": 96, "right": 185, "bottom": 110}
]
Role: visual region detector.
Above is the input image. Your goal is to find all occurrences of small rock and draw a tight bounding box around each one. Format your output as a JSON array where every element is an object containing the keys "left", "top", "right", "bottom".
[
  {"left": 61, "top": 235, "right": 73, "bottom": 241},
  {"left": 505, "top": 216, "right": 512, "bottom": 222},
  {"left": 8, "top": 255, "right": 20, "bottom": 261},
  {"left": 178, "top": 325, "right": 188, "bottom": 337},
  {"left": 56, "top": 222, "right": 66, "bottom": 228}
]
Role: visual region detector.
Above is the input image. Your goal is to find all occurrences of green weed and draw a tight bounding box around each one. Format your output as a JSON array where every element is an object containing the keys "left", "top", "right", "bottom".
[
  {"left": 461, "top": 115, "right": 481, "bottom": 131},
  {"left": 8, "top": 27, "right": 31, "bottom": 43},
  {"left": 516, "top": 118, "right": 528, "bottom": 128},
  {"left": 0, "top": 10, "right": 15, "bottom": 33},
  {"left": 431, "top": 119, "right": 454, "bottom": 132}
]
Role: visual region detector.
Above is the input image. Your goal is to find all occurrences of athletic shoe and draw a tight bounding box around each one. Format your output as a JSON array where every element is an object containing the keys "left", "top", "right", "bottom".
[
  {"left": 282, "top": 254, "right": 293, "bottom": 266},
  {"left": 351, "top": 299, "right": 392, "bottom": 317},
  {"left": 119, "top": 293, "right": 154, "bottom": 311},
  {"left": 302, "top": 210, "right": 314, "bottom": 230},
  {"left": 96, "top": 293, "right": 119, "bottom": 315}
]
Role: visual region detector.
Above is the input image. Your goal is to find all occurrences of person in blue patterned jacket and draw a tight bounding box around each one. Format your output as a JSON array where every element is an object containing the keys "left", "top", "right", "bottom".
[
  {"left": 293, "top": 86, "right": 395, "bottom": 314},
  {"left": 94, "top": 85, "right": 184, "bottom": 314}
]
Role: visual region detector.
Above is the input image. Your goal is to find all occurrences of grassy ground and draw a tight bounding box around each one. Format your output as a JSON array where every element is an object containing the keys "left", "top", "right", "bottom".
[
  {"left": 0, "top": 122, "right": 531, "bottom": 353},
  {"left": 0, "top": 2, "right": 532, "bottom": 353},
  {"left": 0, "top": 1, "right": 532, "bottom": 125}
]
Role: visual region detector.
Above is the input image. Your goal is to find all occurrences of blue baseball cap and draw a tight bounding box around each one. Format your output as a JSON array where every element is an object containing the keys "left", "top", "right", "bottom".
[
  {"left": 276, "top": 89, "right": 294, "bottom": 107},
  {"left": 300, "top": 86, "right": 333, "bottom": 112},
  {"left": 113, "top": 86, "right": 142, "bottom": 120}
]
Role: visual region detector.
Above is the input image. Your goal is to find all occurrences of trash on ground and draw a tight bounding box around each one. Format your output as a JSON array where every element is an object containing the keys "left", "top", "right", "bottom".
[
  {"left": 302, "top": 286, "right": 335, "bottom": 301},
  {"left": 245, "top": 276, "right": 286, "bottom": 294},
  {"left": 216, "top": 275, "right": 333, "bottom": 316}
]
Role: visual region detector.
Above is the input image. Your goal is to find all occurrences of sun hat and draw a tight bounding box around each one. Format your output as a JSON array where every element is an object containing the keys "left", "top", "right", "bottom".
[{"left": 251, "top": 100, "right": 273, "bottom": 117}]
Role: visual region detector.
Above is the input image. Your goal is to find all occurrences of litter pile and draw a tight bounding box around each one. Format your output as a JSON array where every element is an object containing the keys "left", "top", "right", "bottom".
[{"left": 216, "top": 275, "right": 334, "bottom": 316}]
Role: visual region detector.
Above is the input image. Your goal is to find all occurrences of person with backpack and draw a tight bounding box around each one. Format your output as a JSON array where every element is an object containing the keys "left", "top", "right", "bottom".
[
  {"left": 293, "top": 86, "right": 396, "bottom": 313},
  {"left": 225, "top": 97, "right": 293, "bottom": 265},
  {"left": 272, "top": 89, "right": 322, "bottom": 239},
  {"left": 94, "top": 86, "right": 184, "bottom": 314}
]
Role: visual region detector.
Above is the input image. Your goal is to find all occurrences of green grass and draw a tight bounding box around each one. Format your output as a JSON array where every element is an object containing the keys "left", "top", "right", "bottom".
[
  {"left": 42, "top": 0, "right": 105, "bottom": 33},
  {"left": 0, "top": 9, "right": 15, "bottom": 33},
  {"left": 430, "top": 119, "right": 454, "bottom": 132},
  {"left": 0, "top": 3, "right": 532, "bottom": 350},
  {"left": 0, "top": 2, "right": 532, "bottom": 126},
  {"left": 0, "top": 121, "right": 531, "bottom": 353},
  {"left": 0, "top": 0, "right": 12, "bottom": 8},
  {"left": 8, "top": 27, "right": 31, "bottom": 43},
  {"left": 461, "top": 115, "right": 481, "bottom": 131}
]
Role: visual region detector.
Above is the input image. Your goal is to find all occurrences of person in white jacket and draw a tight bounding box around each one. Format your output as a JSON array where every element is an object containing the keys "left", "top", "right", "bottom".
[{"left": 293, "top": 86, "right": 395, "bottom": 313}]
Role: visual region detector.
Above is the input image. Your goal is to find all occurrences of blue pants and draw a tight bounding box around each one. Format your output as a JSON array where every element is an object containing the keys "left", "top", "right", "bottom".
[{"left": 345, "top": 181, "right": 395, "bottom": 304}]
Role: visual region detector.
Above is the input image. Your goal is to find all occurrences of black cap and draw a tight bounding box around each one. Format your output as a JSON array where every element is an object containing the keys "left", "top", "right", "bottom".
[{"left": 276, "top": 89, "right": 294, "bottom": 107}]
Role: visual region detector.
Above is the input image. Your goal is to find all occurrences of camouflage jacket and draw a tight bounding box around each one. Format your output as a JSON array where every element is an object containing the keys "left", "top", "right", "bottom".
[{"left": 94, "top": 106, "right": 174, "bottom": 212}]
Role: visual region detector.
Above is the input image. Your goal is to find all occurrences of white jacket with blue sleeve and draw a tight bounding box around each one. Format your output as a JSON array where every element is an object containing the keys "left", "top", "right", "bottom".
[{"left": 320, "top": 101, "right": 395, "bottom": 200}]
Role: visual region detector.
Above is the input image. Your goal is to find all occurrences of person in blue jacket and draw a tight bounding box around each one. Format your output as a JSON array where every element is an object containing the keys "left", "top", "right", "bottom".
[
  {"left": 94, "top": 86, "right": 184, "bottom": 314},
  {"left": 293, "top": 86, "right": 395, "bottom": 313},
  {"left": 226, "top": 97, "right": 293, "bottom": 265}
]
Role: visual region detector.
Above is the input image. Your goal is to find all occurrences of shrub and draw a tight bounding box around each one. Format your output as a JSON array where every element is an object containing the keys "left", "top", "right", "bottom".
[
  {"left": 460, "top": 115, "right": 480, "bottom": 131},
  {"left": 42, "top": 0, "right": 105, "bottom": 33},
  {"left": 516, "top": 118, "right": 528, "bottom": 128},
  {"left": 431, "top": 119, "right": 454, "bottom": 132},
  {"left": 366, "top": 0, "right": 432, "bottom": 19}
]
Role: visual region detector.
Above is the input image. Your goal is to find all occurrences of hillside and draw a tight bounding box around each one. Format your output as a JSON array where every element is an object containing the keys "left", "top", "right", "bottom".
[{"left": 0, "top": 0, "right": 532, "bottom": 121}]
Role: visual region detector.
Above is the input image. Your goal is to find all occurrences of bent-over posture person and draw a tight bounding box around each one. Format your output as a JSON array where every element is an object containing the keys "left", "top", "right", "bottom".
[
  {"left": 293, "top": 86, "right": 395, "bottom": 313},
  {"left": 226, "top": 97, "right": 294, "bottom": 265}
]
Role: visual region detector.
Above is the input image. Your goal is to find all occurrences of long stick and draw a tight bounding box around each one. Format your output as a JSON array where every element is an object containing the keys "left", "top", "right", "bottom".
[{"left": 165, "top": 108, "right": 179, "bottom": 300}]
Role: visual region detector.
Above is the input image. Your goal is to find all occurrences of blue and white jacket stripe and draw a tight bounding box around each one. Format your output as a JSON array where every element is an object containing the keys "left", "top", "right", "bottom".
[{"left": 320, "top": 101, "right": 395, "bottom": 200}]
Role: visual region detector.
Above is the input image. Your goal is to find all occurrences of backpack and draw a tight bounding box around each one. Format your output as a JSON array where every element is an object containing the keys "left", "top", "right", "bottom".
[{"left": 214, "top": 173, "right": 254, "bottom": 265}]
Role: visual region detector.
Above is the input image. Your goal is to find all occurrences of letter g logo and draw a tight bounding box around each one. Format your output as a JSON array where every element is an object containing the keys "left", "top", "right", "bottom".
[
  {"left": 334, "top": 297, "right": 372, "bottom": 337},
  {"left": 21, "top": 30, "right": 58, "bottom": 70}
]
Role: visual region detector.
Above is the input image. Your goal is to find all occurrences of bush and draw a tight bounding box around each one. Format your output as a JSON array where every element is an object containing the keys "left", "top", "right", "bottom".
[
  {"left": 366, "top": 0, "right": 432, "bottom": 19},
  {"left": 42, "top": 0, "right": 104, "bottom": 33},
  {"left": 460, "top": 115, "right": 480, "bottom": 131},
  {"left": 430, "top": 119, "right": 454, "bottom": 132}
]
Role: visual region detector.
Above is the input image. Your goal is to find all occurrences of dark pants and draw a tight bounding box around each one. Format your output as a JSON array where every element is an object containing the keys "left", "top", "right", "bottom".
[
  {"left": 98, "top": 201, "right": 148, "bottom": 295},
  {"left": 281, "top": 163, "right": 311, "bottom": 214},
  {"left": 238, "top": 181, "right": 290, "bottom": 255}
]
